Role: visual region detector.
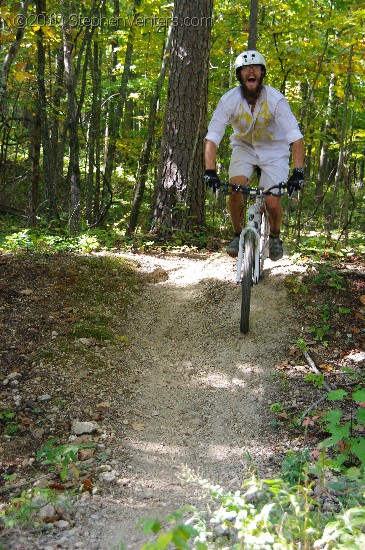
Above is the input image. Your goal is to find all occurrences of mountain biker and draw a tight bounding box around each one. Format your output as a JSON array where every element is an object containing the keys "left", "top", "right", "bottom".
[{"left": 204, "top": 50, "right": 305, "bottom": 260}]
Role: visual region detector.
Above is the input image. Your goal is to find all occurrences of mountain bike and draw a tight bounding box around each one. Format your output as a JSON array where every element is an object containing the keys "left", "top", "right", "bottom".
[{"left": 223, "top": 182, "right": 288, "bottom": 334}]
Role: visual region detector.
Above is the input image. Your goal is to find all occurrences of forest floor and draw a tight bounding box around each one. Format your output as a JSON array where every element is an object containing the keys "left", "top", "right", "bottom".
[{"left": 0, "top": 243, "right": 364, "bottom": 549}]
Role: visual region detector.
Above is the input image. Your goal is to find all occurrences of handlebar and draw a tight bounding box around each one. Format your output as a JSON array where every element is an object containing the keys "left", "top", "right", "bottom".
[{"left": 221, "top": 182, "right": 288, "bottom": 197}]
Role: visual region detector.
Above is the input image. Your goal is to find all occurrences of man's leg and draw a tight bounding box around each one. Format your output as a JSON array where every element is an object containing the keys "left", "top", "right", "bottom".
[
  {"left": 228, "top": 175, "right": 249, "bottom": 232},
  {"left": 265, "top": 195, "right": 284, "bottom": 260},
  {"left": 265, "top": 195, "right": 282, "bottom": 236},
  {"left": 226, "top": 175, "right": 248, "bottom": 257}
]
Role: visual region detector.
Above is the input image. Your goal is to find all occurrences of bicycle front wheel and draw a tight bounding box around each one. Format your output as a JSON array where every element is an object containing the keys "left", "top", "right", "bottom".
[
  {"left": 240, "top": 231, "right": 255, "bottom": 334},
  {"left": 259, "top": 212, "right": 270, "bottom": 279}
]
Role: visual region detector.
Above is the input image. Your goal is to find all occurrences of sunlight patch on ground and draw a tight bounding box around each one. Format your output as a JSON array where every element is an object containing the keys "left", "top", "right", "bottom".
[
  {"left": 127, "top": 440, "right": 185, "bottom": 458},
  {"left": 206, "top": 444, "right": 245, "bottom": 461},
  {"left": 190, "top": 367, "right": 261, "bottom": 391}
]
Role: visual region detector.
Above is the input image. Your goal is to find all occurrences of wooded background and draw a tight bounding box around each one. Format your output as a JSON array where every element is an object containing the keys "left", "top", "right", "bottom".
[{"left": 0, "top": 0, "right": 364, "bottom": 241}]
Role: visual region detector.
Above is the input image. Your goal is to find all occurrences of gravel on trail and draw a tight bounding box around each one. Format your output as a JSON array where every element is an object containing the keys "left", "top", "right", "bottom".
[{"left": 1, "top": 250, "right": 303, "bottom": 549}]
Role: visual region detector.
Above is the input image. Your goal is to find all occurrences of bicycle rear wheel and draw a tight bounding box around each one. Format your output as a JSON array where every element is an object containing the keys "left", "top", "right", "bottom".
[{"left": 240, "top": 231, "right": 255, "bottom": 334}]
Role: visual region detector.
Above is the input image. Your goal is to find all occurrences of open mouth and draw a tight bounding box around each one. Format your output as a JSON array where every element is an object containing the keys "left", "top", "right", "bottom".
[{"left": 247, "top": 76, "right": 257, "bottom": 83}]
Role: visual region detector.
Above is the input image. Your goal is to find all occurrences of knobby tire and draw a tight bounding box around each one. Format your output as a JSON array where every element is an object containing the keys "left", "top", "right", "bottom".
[{"left": 240, "top": 231, "right": 255, "bottom": 334}]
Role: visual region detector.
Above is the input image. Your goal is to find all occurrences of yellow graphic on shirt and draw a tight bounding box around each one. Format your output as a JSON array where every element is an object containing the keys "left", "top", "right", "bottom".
[{"left": 232, "top": 101, "right": 275, "bottom": 143}]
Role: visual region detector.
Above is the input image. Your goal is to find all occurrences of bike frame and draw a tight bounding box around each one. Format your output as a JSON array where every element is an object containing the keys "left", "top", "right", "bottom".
[{"left": 223, "top": 182, "right": 287, "bottom": 285}]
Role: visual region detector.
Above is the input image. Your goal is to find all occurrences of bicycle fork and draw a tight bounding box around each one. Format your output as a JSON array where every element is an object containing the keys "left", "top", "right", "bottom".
[{"left": 237, "top": 204, "right": 262, "bottom": 285}]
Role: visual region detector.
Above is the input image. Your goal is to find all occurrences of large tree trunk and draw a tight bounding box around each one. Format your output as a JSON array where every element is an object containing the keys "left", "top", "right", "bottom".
[{"left": 151, "top": 0, "right": 213, "bottom": 235}]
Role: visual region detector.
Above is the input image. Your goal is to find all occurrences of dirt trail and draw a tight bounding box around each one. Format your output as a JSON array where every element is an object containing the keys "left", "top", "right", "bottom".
[
  {"left": 99, "top": 250, "right": 299, "bottom": 548},
  {"left": 1, "top": 250, "right": 301, "bottom": 549}
]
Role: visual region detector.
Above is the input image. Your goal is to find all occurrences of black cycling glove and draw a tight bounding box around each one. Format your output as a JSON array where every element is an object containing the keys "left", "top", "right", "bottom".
[
  {"left": 204, "top": 169, "right": 221, "bottom": 193},
  {"left": 287, "top": 168, "right": 304, "bottom": 197}
]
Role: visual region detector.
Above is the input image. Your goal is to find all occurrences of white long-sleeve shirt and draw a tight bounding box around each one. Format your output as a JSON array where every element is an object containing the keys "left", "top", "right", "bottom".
[{"left": 205, "top": 85, "right": 303, "bottom": 163}]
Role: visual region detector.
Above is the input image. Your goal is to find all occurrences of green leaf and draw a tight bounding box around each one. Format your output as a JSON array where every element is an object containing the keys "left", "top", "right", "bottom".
[
  {"left": 327, "top": 389, "right": 348, "bottom": 401},
  {"left": 138, "top": 519, "right": 161, "bottom": 535},
  {"left": 318, "top": 423, "right": 351, "bottom": 448},
  {"left": 352, "top": 389, "right": 365, "bottom": 403},
  {"left": 349, "top": 439, "right": 365, "bottom": 465},
  {"left": 322, "top": 409, "right": 343, "bottom": 424},
  {"left": 171, "top": 533, "right": 191, "bottom": 549},
  {"left": 344, "top": 466, "right": 361, "bottom": 480},
  {"left": 154, "top": 532, "right": 173, "bottom": 548},
  {"left": 175, "top": 525, "right": 198, "bottom": 539},
  {"left": 318, "top": 435, "right": 342, "bottom": 449},
  {"left": 356, "top": 408, "right": 365, "bottom": 425}
]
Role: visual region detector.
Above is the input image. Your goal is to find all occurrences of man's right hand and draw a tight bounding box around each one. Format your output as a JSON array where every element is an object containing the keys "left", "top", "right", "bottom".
[{"left": 204, "top": 169, "right": 221, "bottom": 192}]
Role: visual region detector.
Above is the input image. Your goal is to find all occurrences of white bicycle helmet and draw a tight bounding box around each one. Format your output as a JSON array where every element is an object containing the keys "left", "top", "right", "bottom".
[{"left": 234, "top": 50, "right": 266, "bottom": 71}]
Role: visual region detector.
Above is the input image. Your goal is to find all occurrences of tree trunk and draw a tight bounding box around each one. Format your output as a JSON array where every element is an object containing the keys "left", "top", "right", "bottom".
[
  {"left": 103, "top": 0, "right": 142, "bottom": 210},
  {"left": 127, "top": 25, "right": 173, "bottom": 235},
  {"left": 87, "top": 40, "right": 102, "bottom": 224},
  {"left": 0, "top": 0, "right": 30, "bottom": 113},
  {"left": 28, "top": 109, "right": 41, "bottom": 226},
  {"left": 328, "top": 46, "right": 353, "bottom": 234},
  {"left": 151, "top": 0, "right": 213, "bottom": 235},
  {"left": 49, "top": 45, "right": 65, "bottom": 215},
  {"left": 247, "top": 0, "right": 259, "bottom": 49},
  {"left": 36, "top": 0, "right": 58, "bottom": 220},
  {"left": 61, "top": 1, "right": 96, "bottom": 232},
  {"left": 316, "top": 72, "right": 335, "bottom": 206},
  {"left": 62, "top": 7, "right": 81, "bottom": 233}
]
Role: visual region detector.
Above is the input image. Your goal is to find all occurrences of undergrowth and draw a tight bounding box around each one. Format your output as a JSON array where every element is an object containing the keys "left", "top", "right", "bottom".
[{"left": 1, "top": 221, "right": 364, "bottom": 548}]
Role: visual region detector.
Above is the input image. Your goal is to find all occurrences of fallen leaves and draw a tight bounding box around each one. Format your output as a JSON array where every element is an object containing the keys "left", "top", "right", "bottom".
[{"left": 318, "top": 364, "right": 335, "bottom": 372}]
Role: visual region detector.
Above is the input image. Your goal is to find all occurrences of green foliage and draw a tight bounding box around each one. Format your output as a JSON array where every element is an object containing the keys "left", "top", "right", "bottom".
[
  {"left": 0, "top": 487, "right": 73, "bottom": 528},
  {"left": 295, "top": 238, "right": 364, "bottom": 263},
  {"left": 138, "top": 513, "right": 201, "bottom": 550},
  {"left": 314, "top": 507, "right": 365, "bottom": 549},
  {"left": 313, "top": 270, "right": 346, "bottom": 292},
  {"left": 309, "top": 323, "right": 331, "bottom": 347},
  {"left": 310, "top": 389, "right": 365, "bottom": 470},
  {"left": 3, "top": 230, "right": 35, "bottom": 251},
  {"left": 0, "top": 0, "right": 365, "bottom": 237},
  {"left": 293, "top": 337, "right": 309, "bottom": 351},
  {"left": 71, "top": 320, "right": 113, "bottom": 341},
  {"left": 270, "top": 402, "right": 284, "bottom": 414},
  {"left": 0, "top": 408, "right": 20, "bottom": 436},
  {"left": 304, "top": 372, "right": 325, "bottom": 388},
  {"left": 36, "top": 438, "right": 95, "bottom": 482},
  {"left": 281, "top": 449, "right": 311, "bottom": 485},
  {"left": 284, "top": 275, "right": 308, "bottom": 294},
  {"left": 135, "top": 472, "right": 365, "bottom": 549}
]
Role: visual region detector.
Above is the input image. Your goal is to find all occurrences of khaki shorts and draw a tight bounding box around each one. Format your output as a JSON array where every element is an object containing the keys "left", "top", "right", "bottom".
[{"left": 229, "top": 145, "right": 290, "bottom": 194}]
